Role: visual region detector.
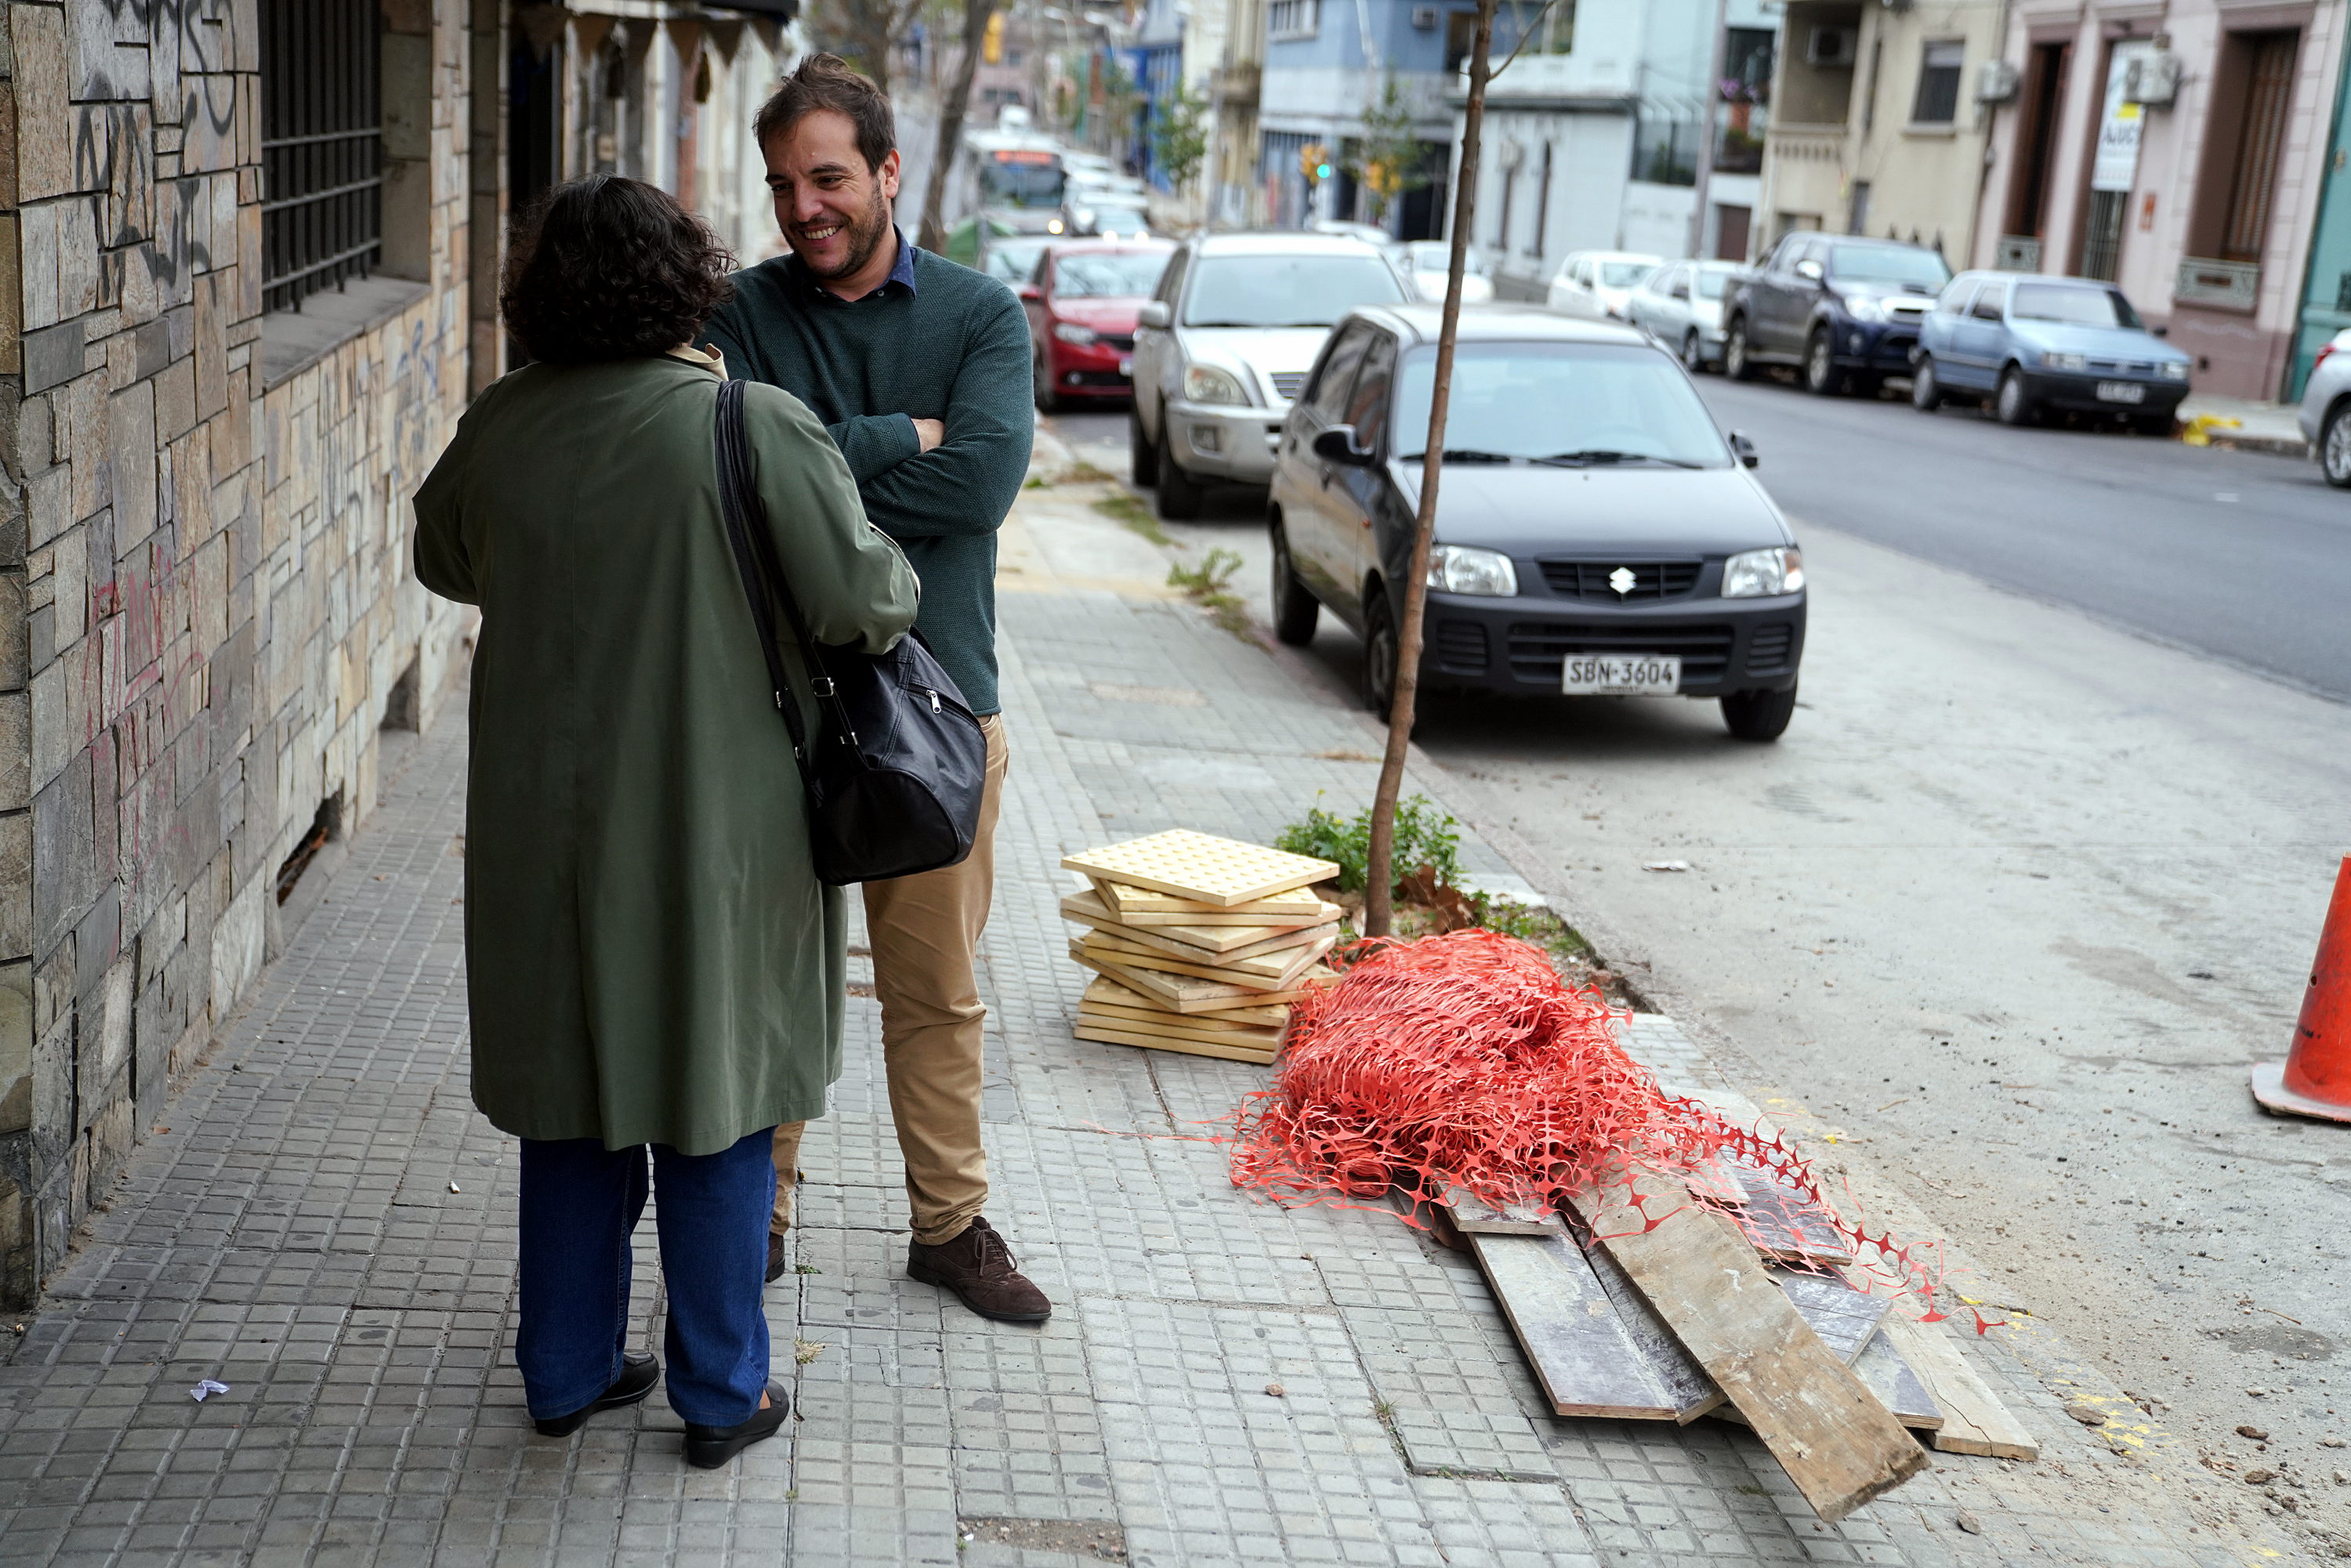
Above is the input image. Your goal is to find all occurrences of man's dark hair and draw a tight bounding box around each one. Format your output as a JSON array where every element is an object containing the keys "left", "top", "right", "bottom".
[
  {"left": 499, "top": 176, "right": 735, "bottom": 365},
  {"left": 753, "top": 52, "right": 896, "bottom": 169}
]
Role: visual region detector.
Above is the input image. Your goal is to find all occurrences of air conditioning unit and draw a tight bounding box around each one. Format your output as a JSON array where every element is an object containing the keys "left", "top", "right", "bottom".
[
  {"left": 1806, "top": 25, "right": 1857, "bottom": 67},
  {"left": 1975, "top": 60, "right": 2020, "bottom": 103},
  {"left": 2125, "top": 50, "right": 2180, "bottom": 106},
  {"left": 1410, "top": 5, "right": 1439, "bottom": 27}
]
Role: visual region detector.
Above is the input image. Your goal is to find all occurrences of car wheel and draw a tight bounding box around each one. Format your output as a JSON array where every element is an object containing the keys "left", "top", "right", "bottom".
[
  {"left": 1033, "top": 352, "right": 1064, "bottom": 414},
  {"left": 1361, "top": 591, "right": 1400, "bottom": 720},
  {"left": 1155, "top": 430, "right": 1204, "bottom": 520},
  {"left": 1270, "top": 520, "right": 1319, "bottom": 646},
  {"left": 1720, "top": 684, "right": 1797, "bottom": 743},
  {"left": 1130, "top": 404, "right": 1159, "bottom": 486},
  {"left": 1995, "top": 366, "right": 2037, "bottom": 426},
  {"left": 1911, "top": 356, "right": 1944, "bottom": 411},
  {"left": 1724, "top": 320, "right": 1757, "bottom": 381},
  {"left": 1681, "top": 329, "right": 1707, "bottom": 374},
  {"left": 1804, "top": 331, "right": 1843, "bottom": 396},
  {"left": 2324, "top": 404, "right": 2351, "bottom": 487}
]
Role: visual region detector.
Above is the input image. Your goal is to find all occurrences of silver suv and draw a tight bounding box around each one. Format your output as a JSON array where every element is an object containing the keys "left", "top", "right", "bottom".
[{"left": 1130, "top": 232, "right": 1410, "bottom": 518}]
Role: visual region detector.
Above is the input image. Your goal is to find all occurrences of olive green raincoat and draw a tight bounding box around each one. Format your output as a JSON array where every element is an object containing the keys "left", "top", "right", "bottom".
[{"left": 414, "top": 353, "right": 919, "bottom": 1154}]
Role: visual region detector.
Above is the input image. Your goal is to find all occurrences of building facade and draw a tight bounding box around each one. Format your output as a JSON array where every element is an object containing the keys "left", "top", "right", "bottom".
[
  {"left": 1257, "top": 0, "right": 1465, "bottom": 237},
  {"left": 0, "top": 0, "right": 795, "bottom": 1309},
  {"left": 1461, "top": 0, "right": 1773, "bottom": 299},
  {"left": 1756, "top": 0, "right": 2006, "bottom": 261},
  {"left": 1974, "top": 1, "right": 2346, "bottom": 400}
]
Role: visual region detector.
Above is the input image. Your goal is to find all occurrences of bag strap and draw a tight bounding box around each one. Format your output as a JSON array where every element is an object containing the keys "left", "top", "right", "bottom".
[{"left": 715, "top": 379, "right": 839, "bottom": 775}]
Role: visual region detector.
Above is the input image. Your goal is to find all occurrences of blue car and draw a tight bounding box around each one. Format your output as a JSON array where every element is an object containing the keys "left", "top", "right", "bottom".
[{"left": 1911, "top": 272, "right": 2191, "bottom": 432}]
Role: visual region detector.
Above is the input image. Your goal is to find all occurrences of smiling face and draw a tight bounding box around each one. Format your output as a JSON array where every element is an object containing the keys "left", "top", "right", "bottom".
[{"left": 763, "top": 108, "right": 901, "bottom": 296}]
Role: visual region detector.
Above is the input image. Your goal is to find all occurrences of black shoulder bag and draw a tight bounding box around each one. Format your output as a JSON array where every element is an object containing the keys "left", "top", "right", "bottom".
[{"left": 713, "top": 378, "right": 987, "bottom": 885}]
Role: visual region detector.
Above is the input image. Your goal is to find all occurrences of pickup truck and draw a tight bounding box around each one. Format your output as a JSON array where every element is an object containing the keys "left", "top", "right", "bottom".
[{"left": 1722, "top": 234, "right": 1951, "bottom": 396}]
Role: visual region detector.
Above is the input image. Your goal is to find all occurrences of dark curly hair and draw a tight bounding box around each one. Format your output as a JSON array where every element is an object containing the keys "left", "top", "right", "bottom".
[{"left": 500, "top": 176, "right": 736, "bottom": 365}]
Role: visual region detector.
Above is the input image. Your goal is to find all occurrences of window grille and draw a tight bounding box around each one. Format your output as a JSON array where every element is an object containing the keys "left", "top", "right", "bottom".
[
  {"left": 262, "top": 0, "right": 384, "bottom": 313},
  {"left": 1268, "top": 0, "right": 1319, "bottom": 39},
  {"left": 1911, "top": 40, "right": 1965, "bottom": 125}
]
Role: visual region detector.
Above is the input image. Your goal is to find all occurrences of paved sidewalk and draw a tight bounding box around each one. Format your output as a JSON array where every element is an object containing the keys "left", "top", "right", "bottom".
[{"left": 0, "top": 469, "right": 2291, "bottom": 1566}]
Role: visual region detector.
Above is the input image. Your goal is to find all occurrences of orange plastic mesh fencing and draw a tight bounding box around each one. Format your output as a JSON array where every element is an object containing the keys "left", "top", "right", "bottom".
[{"left": 1225, "top": 928, "right": 1983, "bottom": 1328}]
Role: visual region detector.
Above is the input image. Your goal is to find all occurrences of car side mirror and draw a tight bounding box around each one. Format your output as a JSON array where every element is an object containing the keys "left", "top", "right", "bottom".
[
  {"left": 1730, "top": 431, "right": 1759, "bottom": 469},
  {"left": 1016, "top": 283, "right": 1042, "bottom": 302},
  {"left": 1795, "top": 259, "right": 1824, "bottom": 284},
  {"left": 1138, "top": 301, "right": 1172, "bottom": 328},
  {"left": 2151, "top": 324, "right": 2168, "bottom": 339},
  {"left": 1312, "top": 425, "right": 1375, "bottom": 465}
]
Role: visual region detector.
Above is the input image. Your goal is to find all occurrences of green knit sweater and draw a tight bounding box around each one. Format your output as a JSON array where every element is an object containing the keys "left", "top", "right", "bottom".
[{"left": 702, "top": 244, "right": 1033, "bottom": 715}]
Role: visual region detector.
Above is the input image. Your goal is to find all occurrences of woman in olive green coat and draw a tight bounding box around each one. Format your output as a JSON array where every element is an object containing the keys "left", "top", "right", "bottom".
[{"left": 413, "top": 176, "right": 918, "bottom": 1467}]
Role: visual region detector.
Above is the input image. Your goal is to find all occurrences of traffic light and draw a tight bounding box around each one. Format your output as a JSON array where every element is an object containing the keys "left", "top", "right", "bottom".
[
  {"left": 984, "top": 9, "right": 1005, "bottom": 65},
  {"left": 1300, "top": 143, "right": 1331, "bottom": 185}
]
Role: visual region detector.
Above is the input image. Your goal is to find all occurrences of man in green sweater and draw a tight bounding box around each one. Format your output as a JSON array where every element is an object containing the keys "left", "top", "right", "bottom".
[{"left": 701, "top": 55, "right": 1047, "bottom": 1325}]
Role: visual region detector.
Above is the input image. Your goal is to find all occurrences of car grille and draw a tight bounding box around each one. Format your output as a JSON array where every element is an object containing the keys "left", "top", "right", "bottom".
[
  {"left": 1507, "top": 621, "right": 1735, "bottom": 683},
  {"left": 1433, "top": 620, "right": 1489, "bottom": 674},
  {"left": 1269, "top": 371, "right": 1307, "bottom": 402},
  {"left": 1538, "top": 560, "right": 1703, "bottom": 602},
  {"left": 1747, "top": 622, "right": 1795, "bottom": 675},
  {"left": 2085, "top": 358, "right": 2154, "bottom": 375},
  {"left": 1100, "top": 333, "right": 1136, "bottom": 353}
]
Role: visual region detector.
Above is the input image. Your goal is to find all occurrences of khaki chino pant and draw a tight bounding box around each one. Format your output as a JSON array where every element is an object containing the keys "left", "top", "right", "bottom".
[{"left": 771, "top": 714, "right": 1008, "bottom": 1248}]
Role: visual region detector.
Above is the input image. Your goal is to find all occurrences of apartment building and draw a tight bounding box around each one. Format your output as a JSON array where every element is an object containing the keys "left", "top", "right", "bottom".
[{"left": 1257, "top": 0, "right": 1466, "bottom": 237}]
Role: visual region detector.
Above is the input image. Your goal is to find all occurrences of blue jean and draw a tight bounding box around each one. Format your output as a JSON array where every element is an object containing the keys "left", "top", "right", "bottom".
[{"left": 515, "top": 1127, "right": 777, "bottom": 1426}]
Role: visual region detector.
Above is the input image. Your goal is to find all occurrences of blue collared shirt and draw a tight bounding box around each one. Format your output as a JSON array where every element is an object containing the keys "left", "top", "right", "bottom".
[{"left": 788, "top": 226, "right": 919, "bottom": 306}]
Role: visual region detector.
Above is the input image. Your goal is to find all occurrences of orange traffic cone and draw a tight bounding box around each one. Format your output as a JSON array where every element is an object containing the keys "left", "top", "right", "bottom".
[{"left": 2251, "top": 854, "right": 2351, "bottom": 1124}]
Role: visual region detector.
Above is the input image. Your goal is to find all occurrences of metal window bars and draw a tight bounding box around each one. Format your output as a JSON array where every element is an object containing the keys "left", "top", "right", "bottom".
[{"left": 262, "top": 0, "right": 384, "bottom": 313}]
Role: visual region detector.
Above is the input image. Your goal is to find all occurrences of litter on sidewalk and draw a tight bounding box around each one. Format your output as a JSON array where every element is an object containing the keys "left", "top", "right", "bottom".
[{"left": 1061, "top": 829, "right": 1342, "bottom": 1063}]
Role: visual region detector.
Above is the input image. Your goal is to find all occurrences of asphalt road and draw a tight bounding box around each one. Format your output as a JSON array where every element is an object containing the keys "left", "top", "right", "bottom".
[
  {"left": 1695, "top": 375, "right": 2351, "bottom": 702},
  {"left": 1045, "top": 399, "right": 2351, "bottom": 1552}
]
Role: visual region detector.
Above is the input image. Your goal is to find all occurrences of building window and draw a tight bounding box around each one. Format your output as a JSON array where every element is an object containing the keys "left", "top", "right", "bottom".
[
  {"left": 1445, "top": 10, "right": 1478, "bottom": 71},
  {"left": 2218, "top": 32, "right": 2298, "bottom": 262},
  {"left": 1497, "top": 0, "right": 1574, "bottom": 56},
  {"left": 262, "top": 0, "right": 384, "bottom": 313},
  {"left": 1269, "top": 0, "right": 1320, "bottom": 40},
  {"left": 1911, "top": 40, "right": 1965, "bottom": 125}
]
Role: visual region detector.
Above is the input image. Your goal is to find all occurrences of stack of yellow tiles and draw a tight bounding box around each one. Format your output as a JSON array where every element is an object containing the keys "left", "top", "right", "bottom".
[{"left": 1060, "top": 829, "right": 1344, "bottom": 1065}]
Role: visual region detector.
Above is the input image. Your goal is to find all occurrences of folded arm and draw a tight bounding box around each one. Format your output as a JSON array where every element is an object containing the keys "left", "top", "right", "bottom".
[
  {"left": 854, "top": 292, "right": 1034, "bottom": 540},
  {"left": 744, "top": 382, "right": 922, "bottom": 655}
]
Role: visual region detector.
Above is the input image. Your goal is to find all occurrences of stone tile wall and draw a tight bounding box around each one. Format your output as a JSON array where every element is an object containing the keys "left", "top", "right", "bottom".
[{"left": 0, "top": 0, "right": 487, "bottom": 1307}]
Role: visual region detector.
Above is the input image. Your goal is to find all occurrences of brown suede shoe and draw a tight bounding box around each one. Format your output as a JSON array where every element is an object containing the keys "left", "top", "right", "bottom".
[{"left": 906, "top": 1215, "right": 1052, "bottom": 1323}]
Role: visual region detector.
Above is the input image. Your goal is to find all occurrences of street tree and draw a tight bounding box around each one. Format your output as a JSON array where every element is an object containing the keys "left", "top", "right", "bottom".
[
  {"left": 1348, "top": 76, "right": 1429, "bottom": 224},
  {"left": 917, "top": 0, "right": 999, "bottom": 252},
  {"left": 804, "top": 0, "right": 927, "bottom": 95},
  {"left": 1363, "top": 0, "right": 1497, "bottom": 937},
  {"left": 1151, "top": 79, "right": 1211, "bottom": 195}
]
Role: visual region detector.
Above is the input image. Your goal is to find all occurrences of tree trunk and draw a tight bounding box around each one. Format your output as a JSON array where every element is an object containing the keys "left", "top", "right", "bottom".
[
  {"left": 918, "top": 0, "right": 997, "bottom": 253},
  {"left": 1362, "top": 0, "right": 1496, "bottom": 938}
]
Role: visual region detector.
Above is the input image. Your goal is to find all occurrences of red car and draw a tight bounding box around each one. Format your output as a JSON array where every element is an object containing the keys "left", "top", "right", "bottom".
[{"left": 1018, "top": 240, "right": 1176, "bottom": 411}]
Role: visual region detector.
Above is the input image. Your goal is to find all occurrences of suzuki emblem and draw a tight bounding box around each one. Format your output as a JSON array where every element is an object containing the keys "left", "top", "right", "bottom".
[{"left": 1608, "top": 567, "right": 1637, "bottom": 597}]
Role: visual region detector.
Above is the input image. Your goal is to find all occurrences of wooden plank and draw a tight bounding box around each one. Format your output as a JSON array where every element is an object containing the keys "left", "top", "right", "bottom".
[
  {"left": 1878, "top": 1314, "right": 2038, "bottom": 1460},
  {"left": 1772, "top": 1269, "right": 1893, "bottom": 1364},
  {"left": 1060, "top": 889, "right": 1339, "bottom": 960},
  {"left": 1064, "top": 831, "right": 1338, "bottom": 907},
  {"left": 1570, "top": 1170, "right": 1928, "bottom": 1522},
  {"left": 1076, "top": 1007, "right": 1284, "bottom": 1050},
  {"left": 1854, "top": 1333, "right": 1944, "bottom": 1433},
  {"left": 1725, "top": 1154, "right": 1857, "bottom": 1266},
  {"left": 1081, "top": 976, "right": 1289, "bottom": 1028},
  {"left": 1684, "top": 1153, "right": 1750, "bottom": 1207},
  {"left": 1564, "top": 1211, "right": 1725, "bottom": 1423},
  {"left": 1081, "top": 929, "right": 1337, "bottom": 990},
  {"left": 1465, "top": 1230, "right": 1681, "bottom": 1420},
  {"left": 1073, "top": 1021, "right": 1279, "bottom": 1064},
  {"left": 1092, "top": 877, "right": 1339, "bottom": 927},
  {"left": 1440, "top": 1188, "right": 1556, "bottom": 1236},
  {"left": 1069, "top": 945, "right": 1332, "bottom": 1012}
]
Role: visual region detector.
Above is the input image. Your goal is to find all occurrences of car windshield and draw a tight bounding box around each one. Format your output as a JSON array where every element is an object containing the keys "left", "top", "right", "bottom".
[
  {"left": 1393, "top": 342, "right": 1731, "bottom": 465},
  {"left": 1828, "top": 244, "right": 1951, "bottom": 288},
  {"left": 2010, "top": 282, "right": 2143, "bottom": 329},
  {"left": 1183, "top": 253, "right": 1406, "bottom": 328},
  {"left": 1406, "top": 241, "right": 1484, "bottom": 272},
  {"left": 980, "top": 153, "right": 1065, "bottom": 210},
  {"left": 1694, "top": 269, "right": 1732, "bottom": 299},
  {"left": 984, "top": 239, "right": 1052, "bottom": 283},
  {"left": 1601, "top": 261, "right": 1658, "bottom": 288},
  {"left": 1082, "top": 207, "right": 1151, "bottom": 234},
  {"left": 1056, "top": 251, "right": 1171, "bottom": 298}
]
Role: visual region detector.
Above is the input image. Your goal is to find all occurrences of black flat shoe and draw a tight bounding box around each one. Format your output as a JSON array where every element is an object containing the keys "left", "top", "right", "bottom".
[
  {"left": 766, "top": 1232, "right": 789, "bottom": 1284},
  {"left": 683, "top": 1380, "right": 792, "bottom": 1468},
  {"left": 534, "top": 1351, "right": 660, "bottom": 1437}
]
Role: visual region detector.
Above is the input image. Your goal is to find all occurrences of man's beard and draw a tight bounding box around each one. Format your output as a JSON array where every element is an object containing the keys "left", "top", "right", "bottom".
[{"left": 801, "top": 185, "right": 893, "bottom": 281}]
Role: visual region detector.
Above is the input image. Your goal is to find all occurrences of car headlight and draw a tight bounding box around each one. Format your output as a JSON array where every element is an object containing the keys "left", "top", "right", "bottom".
[
  {"left": 2040, "top": 351, "right": 2087, "bottom": 371},
  {"left": 1722, "top": 546, "right": 1804, "bottom": 599},
  {"left": 1844, "top": 294, "right": 1884, "bottom": 323},
  {"left": 1425, "top": 545, "right": 1519, "bottom": 597},
  {"left": 1052, "top": 321, "right": 1099, "bottom": 346},
  {"left": 1183, "top": 364, "right": 1250, "bottom": 405},
  {"left": 2160, "top": 360, "right": 2190, "bottom": 382}
]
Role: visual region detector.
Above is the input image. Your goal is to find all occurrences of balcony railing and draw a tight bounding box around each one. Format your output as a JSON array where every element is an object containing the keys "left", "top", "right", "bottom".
[
  {"left": 2175, "top": 257, "right": 2259, "bottom": 312},
  {"left": 1214, "top": 61, "right": 1259, "bottom": 104}
]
